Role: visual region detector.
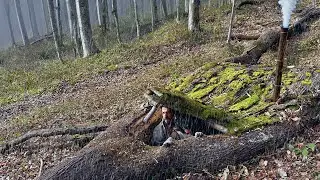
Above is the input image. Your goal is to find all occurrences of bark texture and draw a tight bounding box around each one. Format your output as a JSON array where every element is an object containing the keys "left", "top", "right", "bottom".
[
  {"left": 112, "top": 0, "right": 121, "bottom": 43},
  {"left": 188, "top": 0, "right": 200, "bottom": 32},
  {"left": 48, "top": 0, "right": 63, "bottom": 61},
  {"left": 150, "top": 0, "right": 158, "bottom": 31},
  {"left": 14, "top": 0, "right": 29, "bottom": 46},
  {"left": 227, "top": 0, "right": 236, "bottom": 43},
  {"left": 134, "top": 0, "right": 141, "bottom": 38},
  {"left": 76, "top": 0, "right": 100, "bottom": 57},
  {"left": 42, "top": 0, "right": 51, "bottom": 34},
  {"left": 55, "top": 0, "right": 63, "bottom": 40},
  {"left": 161, "top": 0, "right": 168, "bottom": 18},
  {"left": 66, "top": 0, "right": 82, "bottom": 57},
  {"left": 176, "top": 0, "right": 181, "bottom": 23}
]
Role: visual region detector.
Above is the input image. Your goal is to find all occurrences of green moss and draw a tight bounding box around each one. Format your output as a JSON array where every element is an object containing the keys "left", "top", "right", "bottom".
[
  {"left": 106, "top": 64, "right": 118, "bottom": 71},
  {"left": 188, "top": 84, "right": 218, "bottom": 100},
  {"left": 227, "top": 115, "right": 276, "bottom": 134},
  {"left": 211, "top": 93, "right": 233, "bottom": 106},
  {"left": 229, "top": 94, "right": 260, "bottom": 112},
  {"left": 302, "top": 79, "right": 312, "bottom": 86},
  {"left": 305, "top": 72, "right": 312, "bottom": 77},
  {"left": 175, "top": 74, "right": 195, "bottom": 91}
]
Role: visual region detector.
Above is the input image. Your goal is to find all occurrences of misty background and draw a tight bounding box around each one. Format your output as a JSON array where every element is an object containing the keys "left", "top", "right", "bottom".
[{"left": 0, "top": 0, "right": 167, "bottom": 50}]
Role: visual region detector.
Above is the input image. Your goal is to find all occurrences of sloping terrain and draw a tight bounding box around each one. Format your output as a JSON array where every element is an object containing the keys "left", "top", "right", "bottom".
[{"left": 1, "top": 0, "right": 320, "bottom": 179}]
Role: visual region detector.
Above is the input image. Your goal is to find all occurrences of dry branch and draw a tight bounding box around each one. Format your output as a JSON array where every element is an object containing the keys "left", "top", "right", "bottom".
[
  {"left": 226, "top": 8, "right": 320, "bottom": 64},
  {"left": 0, "top": 125, "right": 108, "bottom": 154},
  {"left": 230, "top": 34, "right": 260, "bottom": 41}
]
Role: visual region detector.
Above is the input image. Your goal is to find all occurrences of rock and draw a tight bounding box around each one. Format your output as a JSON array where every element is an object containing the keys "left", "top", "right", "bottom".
[{"left": 277, "top": 168, "right": 287, "bottom": 179}]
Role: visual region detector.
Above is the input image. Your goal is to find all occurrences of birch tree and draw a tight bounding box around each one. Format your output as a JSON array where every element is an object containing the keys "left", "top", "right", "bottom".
[
  {"left": 66, "top": 0, "right": 82, "bottom": 57},
  {"left": 112, "top": 0, "right": 121, "bottom": 43},
  {"left": 76, "top": 0, "right": 100, "bottom": 57},
  {"left": 161, "top": 0, "right": 168, "bottom": 18},
  {"left": 3, "top": 0, "right": 15, "bottom": 46},
  {"left": 188, "top": 0, "right": 200, "bottom": 32},
  {"left": 185, "top": 0, "right": 189, "bottom": 14},
  {"left": 101, "top": 0, "right": 110, "bottom": 33},
  {"left": 227, "top": 0, "right": 236, "bottom": 43},
  {"left": 150, "top": 0, "right": 158, "bottom": 31},
  {"left": 176, "top": 0, "right": 181, "bottom": 23},
  {"left": 96, "top": 0, "right": 102, "bottom": 26},
  {"left": 14, "top": 0, "right": 29, "bottom": 46},
  {"left": 55, "top": 0, "right": 63, "bottom": 40},
  {"left": 27, "top": 0, "right": 39, "bottom": 38},
  {"left": 48, "top": 0, "right": 63, "bottom": 62},
  {"left": 133, "top": 0, "right": 141, "bottom": 38}
]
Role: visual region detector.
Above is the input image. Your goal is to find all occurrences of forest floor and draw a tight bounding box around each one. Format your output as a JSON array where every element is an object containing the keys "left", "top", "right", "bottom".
[{"left": 1, "top": 0, "right": 320, "bottom": 179}]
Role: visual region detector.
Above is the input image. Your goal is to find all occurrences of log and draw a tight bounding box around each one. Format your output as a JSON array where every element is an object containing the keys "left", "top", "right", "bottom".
[
  {"left": 39, "top": 97, "right": 320, "bottom": 179},
  {"left": 230, "top": 34, "right": 260, "bottom": 41},
  {"left": 226, "top": 8, "right": 320, "bottom": 64},
  {"left": 0, "top": 125, "right": 108, "bottom": 154}
]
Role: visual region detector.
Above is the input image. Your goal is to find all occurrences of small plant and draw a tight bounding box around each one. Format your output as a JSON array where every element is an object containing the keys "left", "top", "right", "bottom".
[{"left": 288, "top": 143, "right": 316, "bottom": 159}]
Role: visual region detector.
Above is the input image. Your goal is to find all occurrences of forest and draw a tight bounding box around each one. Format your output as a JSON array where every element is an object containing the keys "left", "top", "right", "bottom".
[{"left": 0, "top": 0, "right": 320, "bottom": 179}]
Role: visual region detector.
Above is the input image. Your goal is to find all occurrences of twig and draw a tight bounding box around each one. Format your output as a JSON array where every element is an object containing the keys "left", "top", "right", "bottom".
[{"left": 37, "top": 158, "right": 44, "bottom": 179}]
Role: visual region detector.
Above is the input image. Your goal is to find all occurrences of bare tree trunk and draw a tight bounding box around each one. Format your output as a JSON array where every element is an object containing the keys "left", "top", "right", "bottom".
[
  {"left": 313, "top": 0, "right": 316, "bottom": 7},
  {"left": 150, "top": 0, "right": 158, "bottom": 31},
  {"left": 188, "top": 0, "right": 200, "bottom": 32},
  {"left": 101, "top": 0, "right": 110, "bottom": 33},
  {"left": 208, "top": 0, "right": 211, "bottom": 7},
  {"left": 161, "top": 0, "right": 168, "bottom": 18},
  {"left": 14, "top": 0, "right": 29, "bottom": 46},
  {"left": 27, "top": 0, "right": 40, "bottom": 38},
  {"left": 42, "top": 0, "right": 51, "bottom": 35},
  {"left": 96, "top": 0, "right": 102, "bottom": 26},
  {"left": 176, "top": 0, "right": 181, "bottom": 23},
  {"left": 66, "top": 0, "right": 82, "bottom": 57},
  {"left": 3, "top": 0, "right": 15, "bottom": 47},
  {"left": 227, "top": 0, "right": 236, "bottom": 43},
  {"left": 48, "top": 0, "right": 63, "bottom": 62},
  {"left": 55, "top": 0, "right": 63, "bottom": 41},
  {"left": 76, "top": 0, "right": 100, "bottom": 57},
  {"left": 112, "top": 0, "right": 121, "bottom": 43},
  {"left": 133, "top": 0, "right": 141, "bottom": 39},
  {"left": 185, "top": 0, "right": 189, "bottom": 14}
]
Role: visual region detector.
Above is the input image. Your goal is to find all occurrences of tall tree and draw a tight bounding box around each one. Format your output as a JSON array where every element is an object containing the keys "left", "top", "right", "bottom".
[
  {"left": 55, "top": 0, "right": 63, "bottom": 40},
  {"left": 313, "top": 0, "right": 316, "bottom": 7},
  {"left": 3, "top": 0, "right": 15, "bottom": 46},
  {"left": 76, "top": 0, "right": 100, "bottom": 57},
  {"left": 27, "top": 0, "right": 39, "bottom": 38},
  {"left": 48, "top": 0, "right": 63, "bottom": 62},
  {"left": 42, "top": 0, "right": 51, "bottom": 35},
  {"left": 227, "top": 0, "right": 236, "bottom": 43},
  {"left": 150, "top": 0, "right": 158, "bottom": 31},
  {"left": 101, "top": 0, "right": 110, "bottom": 33},
  {"left": 188, "top": 0, "right": 200, "bottom": 32},
  {"left": 161, "top": 0, "right": 168, "bottom": 18},
  {"left": 66, "top": 0, "right": 82, "bottom": 57},
  {"left": 14, "top": 0, "right": 29, "bottom": 46},
  {"left": 176, "top": 0, "right": 181, "bottom": 23},
  {"left": 96, "top": 0, "right": 102, "bottom": 26},
  {"left": 133, "top": 0, "right": 141, "bottom": 39},
  {"left": 112, "top": 0, "right": 121, "bottom": 43},
  {"left": 185, "top": 0, "right": 189, "bottom": 14}
]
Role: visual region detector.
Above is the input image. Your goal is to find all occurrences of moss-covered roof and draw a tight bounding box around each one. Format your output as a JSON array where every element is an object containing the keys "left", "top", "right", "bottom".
[{"left": 165, "top": 62, "right": 319, "bottom": 134}]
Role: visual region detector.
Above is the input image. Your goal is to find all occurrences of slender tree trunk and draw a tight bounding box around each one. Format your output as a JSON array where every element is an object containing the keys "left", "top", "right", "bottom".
[
  {"left": 313, "top": 0, "right": 316, "bottom": 7},
  {"left": 185, "top": 0, "right": 189, "bottom": 14},
  {"left": 55, "top": 0, "right": 63, "bottom": 41},
  {"left": 112, "top": 0, "right": 121, "bottom": 43},
  {"left": 96, "top": 0, "right": 102, "bottom": 26},
  {"left": 42, "top": 0, "right": 51, "bottom": 35},
  {"left": 76, "top": 0, "right": 100, "bottom": 57},
  {"left": 101, "top": 0, "right": 109, "bottom": 33},
  {"left": 14, "top": 0, "right": 29, "bottom": 46},
  {"left": 133, "top": 0, "right": 141, "bottom": 39},
  {"left": 176, "top": 0, "right": 181, "bottom": 23},
  {"left": 48, "top": 0, "right": 63, "bottom": 62},
  {"left": 150, "top": 0, "right": 158, "bottom": 31},
  {"left": 27, "top": 0, "right": 40, "bottom": 38},
  {"left": 3, "top": 0, "right": 15, "bottom": 46},
  {"left": 66, "top": 0, "right": 82, "bottom": 57},
  {"left": 161, "top": 0, "right": 168, "bottom": 18},
  {"left": 227, "top": 0, "right": 236, "bottom": 43},
  {"left": 208, "top": 0, "right": 211, "bottom": 7},
  {"left": 188, "top": 0, "right": 200, "bottom": 32}
]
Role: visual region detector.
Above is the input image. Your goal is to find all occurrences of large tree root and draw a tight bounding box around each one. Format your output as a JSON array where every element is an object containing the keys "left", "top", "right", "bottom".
[
  {"left": 38, "top": 96, "right": 320, "bottom": 179},
  {"left": 0, "top": 125, "right": 108, "bottom": 154},
  {"left": 226, "top": 8, "right": 320, "bottom": 64}
]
